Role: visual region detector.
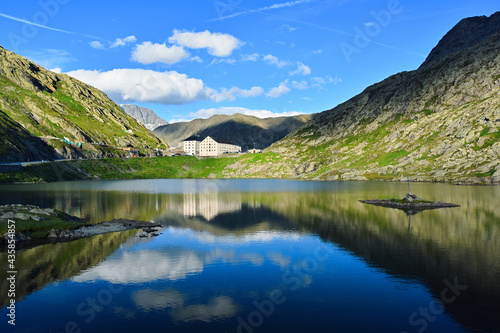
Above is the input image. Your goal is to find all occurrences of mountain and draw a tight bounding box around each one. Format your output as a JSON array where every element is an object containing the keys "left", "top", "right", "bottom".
[
  {"left": 226, "top": 12, "right": 500, "bottom": 183},
  {"left": 120, "top": 104, "right": 168, "bottom": 131},
  {"left": 153, "top": 113, "right": 312, "bottom": 149},
  {"left": 0, "top": 46, "right": 166, "bottom": 162}
]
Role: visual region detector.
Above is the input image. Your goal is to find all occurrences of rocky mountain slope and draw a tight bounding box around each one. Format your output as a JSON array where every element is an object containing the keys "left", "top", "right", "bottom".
[
  {"left": 0, "top": 46, "right": 166, "bottom": 162},
  {"left": 225, "top": 12, "right": 500, "bottom": 183},
  {"left": 120, "top": 104, "right": 168, "bottom": 131},
  {"left": 0, "top": 110, "right": 57, "bottom": 162},
  {"left": 153, "top": 113, "right": 312, "bottom": 149}
]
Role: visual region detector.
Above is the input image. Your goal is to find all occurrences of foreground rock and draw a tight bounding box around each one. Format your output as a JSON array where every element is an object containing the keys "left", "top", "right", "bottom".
[{"left": 47, "top": 218, "right": 162, "bottom": 241}]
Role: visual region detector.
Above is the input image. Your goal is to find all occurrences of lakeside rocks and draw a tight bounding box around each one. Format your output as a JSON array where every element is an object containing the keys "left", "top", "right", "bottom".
[{"left": 1, "top": 204, "right": 162, "bottom": 245}]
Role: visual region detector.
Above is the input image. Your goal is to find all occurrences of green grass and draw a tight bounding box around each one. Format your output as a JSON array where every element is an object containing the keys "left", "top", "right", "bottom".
[
  {"left": 378, "top": 150, "right": 410, "bottom": 166},
  {"left": 0, "top": 218, "right": 84, "bottom": 239},
  {"left": 0, "top": 156, "right": 240, "bottom": 183}
]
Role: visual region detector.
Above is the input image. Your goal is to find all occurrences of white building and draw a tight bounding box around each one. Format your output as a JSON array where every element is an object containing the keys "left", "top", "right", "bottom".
[
  {"left": 182, "top": 135, "right": 241, "bottom": 157},
  {"left": 182, "top": 135, "right": 201, "bottom": 156}
]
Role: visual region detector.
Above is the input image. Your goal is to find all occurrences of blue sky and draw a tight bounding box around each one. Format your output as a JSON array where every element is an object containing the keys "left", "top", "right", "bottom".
[{"left": 0, "top": 0, "right": 498, "bottom": 123}]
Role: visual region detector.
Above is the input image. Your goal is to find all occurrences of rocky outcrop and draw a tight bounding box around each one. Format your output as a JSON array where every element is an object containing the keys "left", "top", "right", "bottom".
[
  {"left": 0, "top": 46, "right": 166, "bottom": 161},
  {"left": 120, "top": 104, "right": 168, "bottom": 131}
]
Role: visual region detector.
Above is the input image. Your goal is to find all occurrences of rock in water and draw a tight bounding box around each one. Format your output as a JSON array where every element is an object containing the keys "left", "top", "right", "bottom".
[{"left": 403, "top": 194, "right": 423, "bottom": 202}]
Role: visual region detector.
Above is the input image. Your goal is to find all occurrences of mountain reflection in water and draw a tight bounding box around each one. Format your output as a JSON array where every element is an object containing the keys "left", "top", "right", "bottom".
[{"left": 0, "top": 180, "right": 498, "bottom": 333}]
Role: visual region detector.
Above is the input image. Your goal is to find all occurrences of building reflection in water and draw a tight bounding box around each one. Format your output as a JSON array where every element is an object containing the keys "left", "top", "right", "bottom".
[{"left": 182, "top": 193, "right": 242, "bottom": 221}]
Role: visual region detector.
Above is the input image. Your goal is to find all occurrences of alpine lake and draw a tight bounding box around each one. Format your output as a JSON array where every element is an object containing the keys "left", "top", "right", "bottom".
[{"left": 0, "top": 179, "right": 499, "bottom": 333}]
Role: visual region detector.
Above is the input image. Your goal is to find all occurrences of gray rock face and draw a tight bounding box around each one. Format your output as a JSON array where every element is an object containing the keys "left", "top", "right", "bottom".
[{"left": 120, "top": 104, "right": 168, "bottom": 131}]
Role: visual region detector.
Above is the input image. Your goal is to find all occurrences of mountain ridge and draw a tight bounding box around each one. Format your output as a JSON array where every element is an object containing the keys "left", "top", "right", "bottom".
[{"left": 153, "top": 113, "right": 313, "bottom": 149}]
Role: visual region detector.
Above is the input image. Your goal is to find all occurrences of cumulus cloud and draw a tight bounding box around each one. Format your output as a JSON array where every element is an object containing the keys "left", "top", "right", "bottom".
[
  {"left": 66, "top": 68, "right": 265, "bottom": 105},
  {"left": 111, "top": 35, "right": 137, "bottom": 48},
  {"left": 89, "top": 40, "right": 105, "bottom": 49},
  {"left": 208, "top": 86, "right": 264, "bottom": 102},
  {"left": 131, "top": 42, "right": 190, "bottom": 65},
  {"left": 266, "top": 80, "right": 291, "bottom": 98},
  {"left": 188, "top": 107, "right": 302, "bottom": 120},
  {"left": 263, "top": 54, "right": 290, "bottom": 68},
  {"left": 66, "top": 68, "right": 209, "bottom": 105},
  {"left": 169, "top": 29, "right": 243, "bottom": 57},
  {"left": 289, "top": 62, "right": 311, "bottom": 76}
]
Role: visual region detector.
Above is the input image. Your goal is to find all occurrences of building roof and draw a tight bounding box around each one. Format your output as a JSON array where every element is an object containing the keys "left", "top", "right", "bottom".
[
  {"left": 182, "top": 135, "right": 237, "bottom": 146},
  {"left": 210, "top": 137, "right": 236, "bottom": 145}
]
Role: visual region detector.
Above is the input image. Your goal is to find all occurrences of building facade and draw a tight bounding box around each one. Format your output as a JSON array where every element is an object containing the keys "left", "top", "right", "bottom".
[
  {"left": 182, "top": 136, "right": 201, "bottom": 156},
  {"left": 182, "top": 135, "right": 241, "bottom": 157}
]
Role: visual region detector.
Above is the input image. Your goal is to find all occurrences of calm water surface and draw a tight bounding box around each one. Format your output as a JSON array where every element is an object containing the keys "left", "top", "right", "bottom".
[{"left": 0, "top": 179, "right": 499, "bottom": 333}]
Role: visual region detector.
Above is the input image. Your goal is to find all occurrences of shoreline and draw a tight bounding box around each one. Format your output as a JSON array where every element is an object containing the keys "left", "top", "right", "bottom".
[{"left": 1, "top": 156, "right": 499, "bottom": 185}]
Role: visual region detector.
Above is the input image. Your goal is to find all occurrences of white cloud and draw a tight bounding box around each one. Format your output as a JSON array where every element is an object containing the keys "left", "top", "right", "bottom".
[
  {"left": 172, "top": 297, "right": 239, "bottom": 323},
  {"left": 169, "top": 29, "right": 243, "bottom": 57},
  {"left": 131, "top": 42, "right": 190, "bottom": 65},
  {"left": 50, "top": 68, "right": 62, "bottom": 73},
  {"left": 66, "top": 68, "right": 209, "bottom": 105},
  {"left": 207, "top": 86, "right": 264, "bottom": 102},
  {"left": 311, "top": 75, "right": 342, "bottom": 88},
  {"left": 189, "top": 107, "right": 302, "bottom": 120},
  {"left": 73, "top": 250, "right": 205, "bottom": 283},
  {"left": 66, "top": 68, "right": 265, "bottom": 105},
  {"left": 189, "top": 56, "right": 203, "bottom": 63},
  {"left": 261, "top": 0, "right": 311, "bottom": 11},
  {"left": 289, "top": 62, "right": 311, "bottom": 76},
  {"left": 241, "top": 53, "right": 259, "bottom": 62},
  {"left": 169, "top": 118, "right": 193, "bottom": 124},
  {"left": 278, "top": 24, "right": 297, "bottom": 32},
  {"left": 266, "top": 80, "right": 291, "bottom": 98},
  {"left": 90, "top": 41, "right": 105, "bottom": 49},
  {"left": 313, "top": 49, "right": 322, "bottom": 54},
  {"left": 292, "top": 80, "right": 308, "bottom": 90},
  {"left": 111, "top": 35, "right": 137, "bottom": 48},
  {"left": 263, "top": 54, "right": 290, "bottom": 68},
  {"left": 209, "top": 0, "right": 311, "bottom": 22},
  {"left": 209, "top": 58, "right": 236, "bottom": 66}
]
